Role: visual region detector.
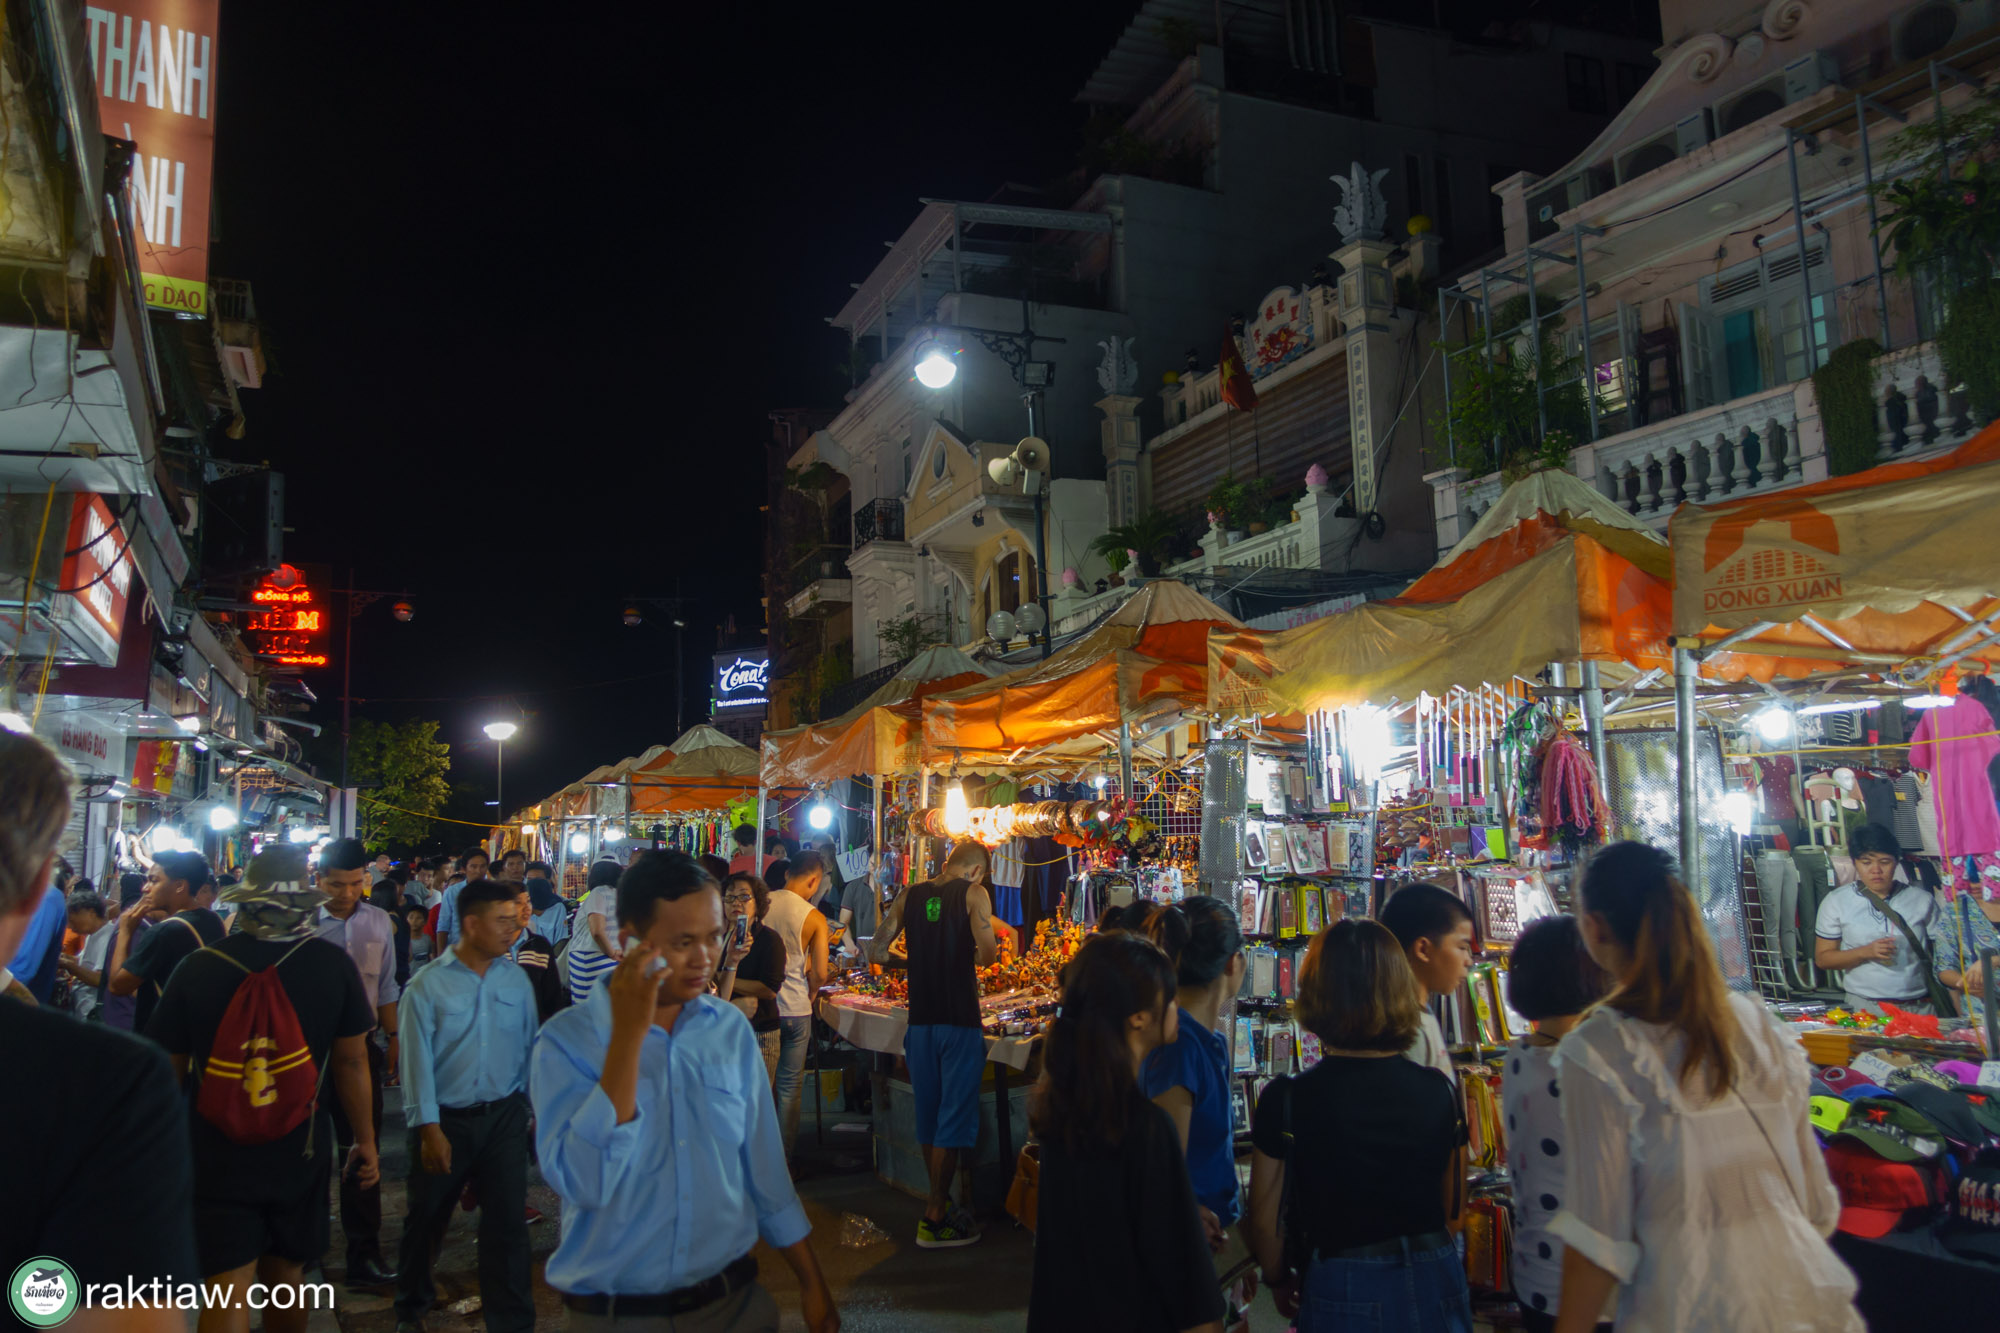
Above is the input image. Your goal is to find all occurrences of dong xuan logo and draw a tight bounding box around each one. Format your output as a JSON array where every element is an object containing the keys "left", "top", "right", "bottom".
[{"left": 10, "top": 1257, "right": 79, "bottom": 1327}]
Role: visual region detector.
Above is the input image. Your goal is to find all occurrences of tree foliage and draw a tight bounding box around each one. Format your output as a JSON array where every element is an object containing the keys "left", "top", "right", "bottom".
[{"left": 349, "top": 718, "right": 452, "bottom": 852}]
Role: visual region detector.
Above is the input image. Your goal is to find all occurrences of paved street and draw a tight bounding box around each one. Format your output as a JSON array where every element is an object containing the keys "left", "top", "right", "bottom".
[{"left": 325, "top": 1082, "right": 1038, "bottom": 1333}]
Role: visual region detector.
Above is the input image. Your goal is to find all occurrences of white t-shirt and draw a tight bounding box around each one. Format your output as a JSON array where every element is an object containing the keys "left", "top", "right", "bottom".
[
  {"left": 1403, "top": 1009, "right": 1457, "bottom": 1085},
  {"left": 73, "top": 920, "right": 118, "bottom": 1020},
  {"left": 567, "top": 885, "right": 618, "bottom": 960},
  {"left": 1813, "top": 881, "right": 1937, "bottom": 1002}
]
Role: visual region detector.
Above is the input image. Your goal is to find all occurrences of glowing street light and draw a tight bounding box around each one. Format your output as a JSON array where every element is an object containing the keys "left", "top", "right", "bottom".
[
  {"left": 913, "top": 339, "right": 958, "bottom": 389},
  {"left": 484, "top": 721, "right": 519, "bottom": 816}
]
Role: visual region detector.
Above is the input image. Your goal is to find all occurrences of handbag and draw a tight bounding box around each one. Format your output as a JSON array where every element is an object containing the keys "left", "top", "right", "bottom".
[
  {"left": 1874, "top": 893, "right": 1958, "bottom": 1017},
  {"left": 1004, "top": 1142, "right": 1039, "bottom": 1232}
]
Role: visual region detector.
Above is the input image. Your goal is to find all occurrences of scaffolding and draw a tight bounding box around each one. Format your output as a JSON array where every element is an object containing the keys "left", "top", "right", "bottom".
[{"left": 1434, "top": 31, "right": 2000, "bottom": 474}]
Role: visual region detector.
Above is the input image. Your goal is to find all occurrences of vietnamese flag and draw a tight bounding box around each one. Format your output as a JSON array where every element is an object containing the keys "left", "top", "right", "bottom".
[{"left": 1220, "top": 327, "right": 1258, "bottom": 412}]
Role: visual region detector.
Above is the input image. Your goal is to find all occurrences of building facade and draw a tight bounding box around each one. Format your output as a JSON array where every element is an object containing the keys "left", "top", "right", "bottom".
[{"left": 1426, "top": 0, "right": 1996, "bottom": 555}]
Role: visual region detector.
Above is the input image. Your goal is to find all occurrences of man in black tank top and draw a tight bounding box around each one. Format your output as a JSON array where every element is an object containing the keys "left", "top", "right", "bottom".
[{"left": 870, "top": 841, "right": 1000, "bottom": 1249}]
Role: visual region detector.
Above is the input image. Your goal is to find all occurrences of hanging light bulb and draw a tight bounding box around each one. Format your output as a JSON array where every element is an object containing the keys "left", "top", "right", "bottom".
[
  {"left": 1753, "top": 706, "right": 1794, "bottom": 742},
  {"left": 807, "top": 796, "right": 834, "bottom": 831},
  {"left": 943, "top": 779, "right": 971, "bottom": 838},
  {"left": 568, "top": 831, "right": 589, "bottom": 855},
  {"left": 602, "top": 826, "right": 625, "bottom": 843}
]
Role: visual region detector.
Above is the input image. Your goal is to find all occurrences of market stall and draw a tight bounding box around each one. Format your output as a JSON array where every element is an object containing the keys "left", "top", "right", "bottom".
[{"left": 1661, "top": 431, "right": 2000, "bottom": 1318}]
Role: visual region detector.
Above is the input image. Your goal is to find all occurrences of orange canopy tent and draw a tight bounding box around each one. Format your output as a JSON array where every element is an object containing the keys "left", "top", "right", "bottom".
[
  {"left": 628, "top": 724, "right": 771, "bottom": 815},
  {"left": 1208, "top": 470, "right": 1696, "bottom": 715},
  {"left": 761, "top": 645, "right": 997, "bottom": 788},
  {"left": 1669, "top": 426, "right": 2000, "bottom": 671},
  {"left": 922, "top": 581, "right": 1241, "bottom": 768}
]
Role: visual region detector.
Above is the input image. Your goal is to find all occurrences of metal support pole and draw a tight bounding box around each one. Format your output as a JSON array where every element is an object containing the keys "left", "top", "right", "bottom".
[
  {"left": 1784, "top": 130, "right": 1820, "bottom": 375},
  {"left": 1574, "top": 227, "right": 1599, "bottom": 441},
  {"left": 1117, "top": 721, "right": 1134, "bottom": 797},
  {"left": 1478, "top": 269, "right": 1499, "bottom": 460},
  {"left": 1931, "top": 61, "right": 1951, "bottom": 184},
  {"left": 1856, "top": 95, "right": 1893, "bottom": 348},
  {"left": 753, "top": 786, "right": 768, "bottom": 865},
  {"left": 495, "top": 739, "right": 505, "bottom": 822},
  {"left": 1024, "top": 389, "right": 1053, "bottom": 659},
  {"left": 1580, "top": 660, "right": 1610, "bottom": 804},
  {"left": 1437, "top": 286, "right": 1456, "bottom": 467},
  {"left": 340, "top": 587, "right": 355, "bottom": 790},
  {"left": 1674, "top": 647, "right": 1700, "bottom": 880},
  {"left": 1525, "top": 246, "right": 1547, "bottom": 438}
]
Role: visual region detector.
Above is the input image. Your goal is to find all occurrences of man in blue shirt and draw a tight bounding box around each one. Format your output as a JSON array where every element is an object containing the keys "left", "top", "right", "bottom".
[
  {"left": 532, "top": 851, "right": 839, "bottom": 1333},
  {"left": 3, "top": 875, "right": 68, "bottom": 1002},
  {"left": 431, "top": 845, "right": 490, "bottom": 953},
  {"left": 394, "top": 877, "right": 538, "bottom": 1333},
  {"left": 314, "top": 838, "right": 404, "bottom": 1289}
]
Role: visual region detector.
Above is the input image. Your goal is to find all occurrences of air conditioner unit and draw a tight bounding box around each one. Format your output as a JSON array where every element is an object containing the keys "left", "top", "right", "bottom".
[
  {"left": 1714, "top": 73, "right": 1786, "bottom": 137},
  {"left": 1891, "top": 1, "right": 2000, "bottom": 65},
  {"left": 1781, "top": 51, "right": 1838, "bottom": 102},
  {"left": 1527, "top": 174, "right": 1583, "bottom": 240},
  {"left": 1712, "top": 52, "right": 1838, "bottom": 137},
  {"left": 1613, "top": 111, "right": 1712, "bottom": 184}
]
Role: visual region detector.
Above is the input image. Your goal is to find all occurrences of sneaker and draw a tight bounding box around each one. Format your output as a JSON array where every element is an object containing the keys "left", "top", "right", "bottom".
[{"left": 916, "top": 1213, "right": 982, "bottom": 1249}]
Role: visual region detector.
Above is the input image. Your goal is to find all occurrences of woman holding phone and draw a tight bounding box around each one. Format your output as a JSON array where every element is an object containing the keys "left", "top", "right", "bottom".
[{"left": 714, "top": 871, "right": 789, "bottom": 1082}]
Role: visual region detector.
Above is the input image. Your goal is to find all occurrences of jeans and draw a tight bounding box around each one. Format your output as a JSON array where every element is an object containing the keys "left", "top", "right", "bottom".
[
  {"left": 1297, "top": 1239, "right": 1472, "bottom": 1333},
  {"left": 772, "top": 1015, "right": 812, "bottom": 1158},
  {"left": 756, "top": 1028, "right": 781, "bottom": 1086}
]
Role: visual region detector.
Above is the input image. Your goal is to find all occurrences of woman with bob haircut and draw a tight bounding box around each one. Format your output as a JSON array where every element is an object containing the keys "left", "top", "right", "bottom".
[
  {"left": 1027, "top": 932, "right": 1223, "bottom": 1333},
  {"left": 1499, "top": 915, "right": 1611, "bottom": 1332},
  {"left": 1550, "top": 841, "right": 1859, "bottom": 1332},
  {"left": 1244, "top": 918, "right": 1470, "bottom": 1331}
]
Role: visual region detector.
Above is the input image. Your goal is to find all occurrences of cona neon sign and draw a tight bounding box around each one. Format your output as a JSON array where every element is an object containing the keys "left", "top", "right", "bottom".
[{"left": 714, "top": 653, "right": 770, "bottom": 709}]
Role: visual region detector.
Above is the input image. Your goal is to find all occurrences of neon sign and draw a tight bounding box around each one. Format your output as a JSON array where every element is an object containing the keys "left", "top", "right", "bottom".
[
  {"left": 245, "top": 566, "right": 330, "bottom": 669},
  {"left": 714, "top": 653, "right": 770, "bottom": 709}
]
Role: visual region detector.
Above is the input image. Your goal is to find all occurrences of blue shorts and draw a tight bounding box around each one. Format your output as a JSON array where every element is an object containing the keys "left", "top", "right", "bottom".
[{"left": 904, "top": 1024, "right": 986, "bottom": 1149}]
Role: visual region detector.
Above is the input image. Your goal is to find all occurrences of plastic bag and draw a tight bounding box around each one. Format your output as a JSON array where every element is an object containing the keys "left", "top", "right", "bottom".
[
  {"left": 838, "top": 1213, "right": 891, "bottom": 1248},
  {"left": 447, "top": 1297, "right": 482, "bottom": 1316}
]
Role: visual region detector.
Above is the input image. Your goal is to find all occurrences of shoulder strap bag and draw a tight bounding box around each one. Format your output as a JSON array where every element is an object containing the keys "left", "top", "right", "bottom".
[{"left": 1874, "top": 893, "right": 1958, "bottom": 1017}]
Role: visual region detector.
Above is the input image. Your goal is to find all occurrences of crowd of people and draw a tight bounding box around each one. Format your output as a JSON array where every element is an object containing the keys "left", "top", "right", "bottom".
[{"left": 4, "top": 723, "right": 1906, "bottom": 1333}]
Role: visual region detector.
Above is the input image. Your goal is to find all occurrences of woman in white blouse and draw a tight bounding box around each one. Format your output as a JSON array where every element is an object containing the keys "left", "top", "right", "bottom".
[{"left": 1551, "top": 841, "right": 1862, "bottom": 1333}]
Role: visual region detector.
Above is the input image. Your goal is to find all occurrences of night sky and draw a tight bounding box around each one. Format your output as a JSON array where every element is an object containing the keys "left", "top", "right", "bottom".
[{"left": 209, "top": 1, "right": 1136, "bottom": 815}]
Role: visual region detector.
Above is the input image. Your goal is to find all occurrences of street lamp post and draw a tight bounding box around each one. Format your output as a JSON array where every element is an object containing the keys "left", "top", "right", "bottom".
[
  {"left": 483, "top": 721, "right": 518, "bottom": 815},
  {"left": 910, "top": 301, "right": 1062, "bottom": 658},
  {"left": 622, "top": 593, "right": 691, "bottom": 734},
  {"left": 337, "top": 580, "right": 414, "bottom": 789}
]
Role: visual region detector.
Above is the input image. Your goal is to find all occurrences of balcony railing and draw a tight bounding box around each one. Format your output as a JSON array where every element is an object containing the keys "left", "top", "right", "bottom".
[
  {"left": 1436, "top": 341, "right": 1980, "bottom": 548},
  {"left": 853, "top": 498, "right": 905, "bottom": 548}
]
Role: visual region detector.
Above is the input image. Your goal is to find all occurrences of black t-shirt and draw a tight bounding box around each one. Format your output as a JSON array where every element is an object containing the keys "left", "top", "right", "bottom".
[
  {"left": 740, "top": 923, "right": 786, "bottom": 1032},
  {"left": 1251, "top": 1054, "right": 1460, "bottom": 1254},
  {"left": 512, "top": 931, "right": 569, "bottom": 1023},
  {"left": 1028, "top": 1091, "right": 1225, "bottom": 1333},
  {"left": 148, "top": 934, "right": 374, "bottom": 1200},
  {"left": 1, "top": 1000, "right": 198, "bottom": 1289},
  {"left": 125, "top": 907, "right": 225, "bottom": 1034},
  {"left": 904, "top": 877, "right": 980, "bottom": 1028}
]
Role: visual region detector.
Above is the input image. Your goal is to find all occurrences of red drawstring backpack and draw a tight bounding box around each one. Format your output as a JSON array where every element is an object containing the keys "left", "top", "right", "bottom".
[{"left": 195, "top": 939, "right": 326, "bottom": 1148}]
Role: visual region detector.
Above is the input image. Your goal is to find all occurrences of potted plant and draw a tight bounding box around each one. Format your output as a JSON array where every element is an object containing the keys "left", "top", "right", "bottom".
[
  {"left": 1206, "top": 476, "right": 1253, "bottom": 543},
  {"left": 1090, "top": 509, "right": 1180, "bottom": 577}
]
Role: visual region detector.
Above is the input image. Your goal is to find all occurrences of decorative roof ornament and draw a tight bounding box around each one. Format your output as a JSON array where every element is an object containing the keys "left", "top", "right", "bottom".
[
  {"left": 1095, "top": 335, "right": 1139, "bottom": 395},
  {"left": 1330, "top": 161, "right": 1390, "bottom": 244}
]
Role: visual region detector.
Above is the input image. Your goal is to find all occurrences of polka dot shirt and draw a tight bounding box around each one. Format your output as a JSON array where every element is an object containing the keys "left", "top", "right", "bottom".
[{"left": 1501, "top": 1035, "right": 1569, "bottom": 1316}]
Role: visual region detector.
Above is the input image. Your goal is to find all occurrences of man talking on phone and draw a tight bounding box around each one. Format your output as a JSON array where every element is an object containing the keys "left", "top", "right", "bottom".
[
  {"left": 532, "top": 851, "right": 840, "bottom": 1333},
  {"left": 394, "top": 879, "right": 539, "bottom": 1333}
]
